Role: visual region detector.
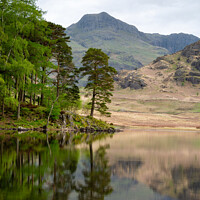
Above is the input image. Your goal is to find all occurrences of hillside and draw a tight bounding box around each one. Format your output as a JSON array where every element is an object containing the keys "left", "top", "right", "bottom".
[
  {"left": 115, "top": 40, "right": 200, "bottom": 99},
  {"left": 66, "top": 12, "right": 199, "bottom": 71}
]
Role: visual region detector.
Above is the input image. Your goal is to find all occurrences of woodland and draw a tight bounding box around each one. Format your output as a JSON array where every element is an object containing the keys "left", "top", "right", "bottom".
[{"left": 0, "top": 0, "right": 116, "bottom": 125}]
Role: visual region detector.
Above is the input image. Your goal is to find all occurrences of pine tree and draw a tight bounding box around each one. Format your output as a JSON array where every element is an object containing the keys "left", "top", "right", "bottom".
[
  {"left": 47, "top": 22, "right": 80, "bottom": 110},
  {"left": 47, "top": 22, "right": 73, "bottom": 98},
  {"left": 0, "top": 0, "right": 44, "bottom": 118},
  {"left": 80, "top": 48, "right": 117, "bottom": 117}
]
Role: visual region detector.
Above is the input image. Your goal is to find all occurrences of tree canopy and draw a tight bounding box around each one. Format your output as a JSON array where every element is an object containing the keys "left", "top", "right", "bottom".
[
  {"left": 80, "top": 48, "right": 117, "bottom": 116},
  {"left": 0, "top": 2, "right": 117, "bottom": 121},
  {"left": 0, "top": 0, "right": 80, "bottom": 119}
]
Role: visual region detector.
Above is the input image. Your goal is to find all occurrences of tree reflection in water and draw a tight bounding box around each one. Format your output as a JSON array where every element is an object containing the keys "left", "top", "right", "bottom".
[
  {"left": 76, "top": 143, "right": 113, "bottom": 200},
  {"left": 0, "top": 138, "right": 80, "bottom": 200}
]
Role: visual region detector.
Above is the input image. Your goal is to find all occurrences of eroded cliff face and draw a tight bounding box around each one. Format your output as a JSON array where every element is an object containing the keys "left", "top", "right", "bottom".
[{"left": 115, "top": 40, "right": 200, "bottom": 94}]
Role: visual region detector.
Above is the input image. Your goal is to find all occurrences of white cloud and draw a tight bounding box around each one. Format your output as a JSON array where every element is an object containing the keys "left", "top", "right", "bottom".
[{"left": 36, "top": 0, "right": 200, "bottom": 37}]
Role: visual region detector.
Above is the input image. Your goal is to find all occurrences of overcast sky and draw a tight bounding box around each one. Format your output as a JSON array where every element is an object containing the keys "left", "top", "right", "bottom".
[{"left": 37, "top": 0, "right": 200, "bottom": 37}]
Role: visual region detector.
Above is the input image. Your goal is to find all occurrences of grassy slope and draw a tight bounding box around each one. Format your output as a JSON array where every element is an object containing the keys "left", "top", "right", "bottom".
[{"left": 68, "top": 29, "right": 169, "bottom": 70}]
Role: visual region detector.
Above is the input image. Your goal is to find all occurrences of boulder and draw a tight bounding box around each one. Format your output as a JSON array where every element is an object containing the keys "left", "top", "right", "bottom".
[
  {"left": 189, "top": 71, "right": 200, "bottom": 76},
  {"left": 191, "top": 60, "right": 200, "bottom": 71},
  {"left": 186, "top": 77, "right": 200, "bottom": 84},
  {"left": 118, "top": 72, "right": 147, "bottom": 89}
]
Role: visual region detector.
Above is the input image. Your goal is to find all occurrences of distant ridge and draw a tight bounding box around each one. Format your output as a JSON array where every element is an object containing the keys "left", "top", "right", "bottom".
[
  {"left": 146, "top": 32, "right": 200, "bottom": 54},
  {"left": 66, "top": 12, "right": 199, "bottom": 71}
]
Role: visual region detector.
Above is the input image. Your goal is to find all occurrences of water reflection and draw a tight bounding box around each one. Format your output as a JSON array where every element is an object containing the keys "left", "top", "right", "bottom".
[
  {"left": 93, "top": 129, "right": 200, "bottom": 200},
  {"left": 1, "top": 129, "right": 200, "bottom": 200},
  {"left": 0, "top": 137, "right": 80, "bottom": 200},
  {"left": 75, "top": 143, "right": 113, "bottom": 200}
]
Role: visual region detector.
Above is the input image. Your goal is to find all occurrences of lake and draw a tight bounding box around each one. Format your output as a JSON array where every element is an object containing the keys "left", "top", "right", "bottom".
[{"left": 1, "top": 128, "right": 200, "bottom": 200}]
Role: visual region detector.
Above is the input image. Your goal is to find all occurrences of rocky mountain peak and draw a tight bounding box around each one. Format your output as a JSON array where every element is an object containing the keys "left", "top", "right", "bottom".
[
  {"left": 69, "top": 12, "right": 141, "bottom": 35},
  {"left": 66, "top": 12, "right": 199, "bottom": 71}
]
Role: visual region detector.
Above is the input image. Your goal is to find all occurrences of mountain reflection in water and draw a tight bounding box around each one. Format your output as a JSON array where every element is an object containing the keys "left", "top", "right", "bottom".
[{"left": 1, "top": 129, "right": 200, "bottom": 200}]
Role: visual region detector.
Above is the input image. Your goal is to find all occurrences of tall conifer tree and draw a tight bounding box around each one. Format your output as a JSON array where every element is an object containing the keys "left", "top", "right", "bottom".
[{"left": 80, "top": 48, "right": 116, "bottom": 116}]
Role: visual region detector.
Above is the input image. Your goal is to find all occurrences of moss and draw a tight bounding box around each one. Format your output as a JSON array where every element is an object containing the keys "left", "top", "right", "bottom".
[{"left": 1, "top": 110, "right": 114, "bottom": 132}]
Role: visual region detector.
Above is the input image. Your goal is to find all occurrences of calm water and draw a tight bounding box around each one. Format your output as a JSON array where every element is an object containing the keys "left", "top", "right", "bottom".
[{"left": 1, "top": 128, "right": 200, "bottom": 200}]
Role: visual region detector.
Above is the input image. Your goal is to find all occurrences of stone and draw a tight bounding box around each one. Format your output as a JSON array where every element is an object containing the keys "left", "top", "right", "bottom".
[{"left": 186, "top": 77, "right": 200, "bottom": 84}]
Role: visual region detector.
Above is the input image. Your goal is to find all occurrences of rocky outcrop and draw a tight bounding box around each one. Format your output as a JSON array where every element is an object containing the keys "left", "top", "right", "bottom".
[
  {"left": 173, "top": 41, "right": 200, "bottom": 85},
  {"left": 116, "top": 40, "right": 200, "bottom": 90},
  {"left": 174, "top": 69, "right": 187, "bottom": 82},
  {"left": 181, "top": 40, "right": 200, "bottom": 57},
  {"left": 115, "top": 71, "right": 147, "bottom": 90}
]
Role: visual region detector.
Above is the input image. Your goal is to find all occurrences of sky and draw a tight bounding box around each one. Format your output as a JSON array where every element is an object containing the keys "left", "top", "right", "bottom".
[{"left": 36, "top": 0, "right": 200, "bottom": 37}]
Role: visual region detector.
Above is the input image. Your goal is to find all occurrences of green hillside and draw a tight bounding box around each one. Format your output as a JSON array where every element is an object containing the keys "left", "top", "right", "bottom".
[{"left": 66, "top": 12, "right": 199, "bottom": 71}]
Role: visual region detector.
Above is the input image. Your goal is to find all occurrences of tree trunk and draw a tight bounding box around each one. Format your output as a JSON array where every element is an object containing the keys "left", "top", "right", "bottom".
[
  {"left": 2, "top": 98, "right": 5, "bottom": 118},
  {"left": 40, "top": 93, "right": 44, "bottom": 106},
  {"left": 90, "top": 88, "right": 96, "bottom": 117},
  {"left": 37, "top": 96, "right": 40, "bottom": 106},
  {"left": 22, "top": 74, "right": 26, "bottom": 103},
  {"left": 33, "top": 74, "right": 37, "bottom": 105},
  {"left": 1, "top": 140, "right": 3, "bottom": 164},
  {"left": 40, "top": 68, "right": 45, "bottom": 106},
  {"left": 30, "top": 73, "right": 33, "bottom": 104},
  {"left": 15, "top": 78, "right": 18, "bottom": 100},
  {"left": 21, "top": 81, "right": 24, "bottom": 103},
  {"left": 17, "top": 100, "right": 21, "bottom": 120},
  {"left": 17, "top": 90, "right": 22, "bottom": 120},
  {"left": 56, "top": 62, "right": 60, "bottom": 98}
]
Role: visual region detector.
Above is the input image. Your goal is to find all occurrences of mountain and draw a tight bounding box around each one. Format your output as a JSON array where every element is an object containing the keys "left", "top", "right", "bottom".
[
  {"left": 115, "top": 40, "right": 200, "bottom": 99},
  {"left": 146, "top": 33, "right": 199, "bottom": 54},
  {"left": 66, "top": 12, "right": 199, "bottom": 71}
]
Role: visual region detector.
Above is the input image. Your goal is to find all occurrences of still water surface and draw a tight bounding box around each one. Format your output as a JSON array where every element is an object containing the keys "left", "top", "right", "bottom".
[{"left": 1, "top": 128, "right": 200, "bottom": 200}]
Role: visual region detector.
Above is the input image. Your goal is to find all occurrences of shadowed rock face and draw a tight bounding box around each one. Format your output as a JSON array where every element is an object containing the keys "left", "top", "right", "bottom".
[
  {"left": 173, "top": 41, "right": 200, "bottom": 84},
  {"left": 181, "top": 40, "right": 200, "bottom": 58},
  {"left": 146, "top": 33, "right": 199, "bottom": 54}
]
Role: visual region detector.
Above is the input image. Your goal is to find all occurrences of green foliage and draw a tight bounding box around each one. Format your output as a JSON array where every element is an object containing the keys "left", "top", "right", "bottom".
[
  {"left": 21, "top": 107, "right": 30, "bottom": 116},
  {"left": 0, "top": 2, "right": 80, "bottom": 120},
  {"left": 34, "top": 106, "right": 47, "bottom": 116},
  {"left": 82, "top": 99, "right": 92, "bottom": 115},
  {"left": 0, "top": 1, "right": 115, "bottom": 129},
  {"left": 47, "top": 101, "right": 61, "bottom": 120},
  {"left": 60, "top": 96, "right": 82, "bottom": 112},
  {"left": 80, "top": 48, "right": 117, "bottom": 116},
  {"left": 4, "top": 97, "right": 18, "bottom": 110}
]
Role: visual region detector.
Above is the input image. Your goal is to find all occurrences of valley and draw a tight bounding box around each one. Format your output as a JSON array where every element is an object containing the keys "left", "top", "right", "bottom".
[
  {"left": 94, "top": 89, "right": 200, "bottom": 129},
  {"left": 93, "top": 40, "right": 200, "bottom": 129}
]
